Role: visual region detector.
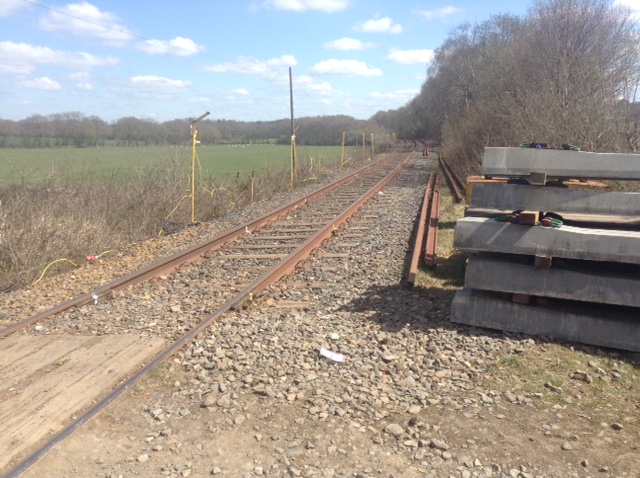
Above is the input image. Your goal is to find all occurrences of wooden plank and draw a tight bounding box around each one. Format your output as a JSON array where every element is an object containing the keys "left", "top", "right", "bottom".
[
  {"left": 218, "top": 254, "right": 289, "bottom": 259},
  {"left": 250, "top": 235, "right": 309, "bottom": 240},
  {"left": 0, "top": 335, "right": 165, "bottom": 472},
  {"left": 227, "top": 244, "right": 297, "bottom": 250}
]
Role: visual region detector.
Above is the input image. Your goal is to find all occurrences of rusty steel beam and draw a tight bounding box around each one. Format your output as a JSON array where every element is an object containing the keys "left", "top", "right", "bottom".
[
  {"left": 424, "top": 174, "right": 441, "bottom": 267},
  {"left": 0, "top": 153, "right": 399, "bottom": 340},
  {"left": 439, "top": 153, "right": 464, "bottom": 203},
  {"left": 3, "top": 152, "right": 411, "bottom": 478},
  {"left": 406, "top": 172, "right": 436, "bottom": 287}
]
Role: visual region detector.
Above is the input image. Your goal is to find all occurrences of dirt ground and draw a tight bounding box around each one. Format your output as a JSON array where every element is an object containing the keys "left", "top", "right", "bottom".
[
  {"left": 8, "top": 314, "right": 640, "bottom": 478},
  {"left": 3, "top": 179, "right": 640, "bottom": 478}
]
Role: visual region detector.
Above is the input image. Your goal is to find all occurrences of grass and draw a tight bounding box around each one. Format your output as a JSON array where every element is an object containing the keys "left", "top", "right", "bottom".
[
  {"left": 148, "top": 363, "right": 169, "bottom": 380},
  {"left": 0, "top": 143, "right": 370, "bottom": 289},
  {"left": 414, "top": 167, "right": 468, "bottom": 295},
  {"left": 0, "top": 144, "right": 350, "bottom": 187},
  {"left": 485, "top": 343, "right": 640, "bottom": 421},
  {"left": 414, "top": 166, "right": 640, "bottom": 429}
]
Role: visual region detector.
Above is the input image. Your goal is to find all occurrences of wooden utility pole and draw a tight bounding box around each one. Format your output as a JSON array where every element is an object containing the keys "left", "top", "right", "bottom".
[
  {"left": 341, "top": 131, "right": 346, "bottom": 170},
  {"left": 289, "top": 67, "right": 298, "bottom": 187},
  {"left": 362, "top": 131, "right": 366, "bottom": 160}
]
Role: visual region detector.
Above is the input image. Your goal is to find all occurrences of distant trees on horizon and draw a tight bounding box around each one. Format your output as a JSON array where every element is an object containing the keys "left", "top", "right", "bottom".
[{"left": 0, "top": 113, "right": 391, "bottom": 148}]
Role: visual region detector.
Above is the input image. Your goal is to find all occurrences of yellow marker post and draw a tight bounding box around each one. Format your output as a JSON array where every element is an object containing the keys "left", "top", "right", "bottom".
[{"left": 190, "top": 111, "right": 210, "bottom": 223}]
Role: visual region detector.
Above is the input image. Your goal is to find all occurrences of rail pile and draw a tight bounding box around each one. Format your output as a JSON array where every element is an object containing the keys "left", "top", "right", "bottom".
[
  {"left": 438, "top": 153, "right": 464, "bottom": 203},
  {"left": 451, "top": 146, "right": 640, "bottom": 352},
  {"left": 406, "top": 172, "right": 440, "bottom": 286}
]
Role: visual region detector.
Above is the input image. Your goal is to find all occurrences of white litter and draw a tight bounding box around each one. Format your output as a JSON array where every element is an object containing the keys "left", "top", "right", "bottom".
[{"left": 320, "top": 347, "right": 344, "bottom": 363}]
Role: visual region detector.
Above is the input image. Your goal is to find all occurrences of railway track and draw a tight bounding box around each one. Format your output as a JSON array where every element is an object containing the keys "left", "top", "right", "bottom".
[
  {"left": 1, "top": 145, "right": 434, "bottom": 477},
  {"left": 438, "top": 153, "right": 465, "bottom": 203}
]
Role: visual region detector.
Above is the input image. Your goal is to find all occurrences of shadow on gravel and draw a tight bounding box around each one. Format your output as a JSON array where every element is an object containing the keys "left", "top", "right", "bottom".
[{"left": 338, "top": 280, "right": 640, "bottom": 370}]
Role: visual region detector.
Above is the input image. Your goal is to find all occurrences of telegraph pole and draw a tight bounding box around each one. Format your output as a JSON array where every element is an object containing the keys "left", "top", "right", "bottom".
[{"left": 289, "top": 67, "right": 298, "bottom": 187}]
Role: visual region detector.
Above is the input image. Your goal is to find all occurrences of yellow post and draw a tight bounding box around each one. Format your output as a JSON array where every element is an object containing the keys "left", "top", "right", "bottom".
[
  {"left": 371, "top": 132, "right": 375, "bottom": 155},
  {"left": 362, "top": 131, "right": 365, "bottom": 160},
  {"left": 190, "top": 127, "right": 197, "bottom": 223},
  {"left": 341, "top": 131, "right": 346, "bottom": 170},
  {"left": 250, "top": 176, "right": 255, "bottom": 206},
  {"left": 189, "top": 111, "right": 210, "bottom": 223}
]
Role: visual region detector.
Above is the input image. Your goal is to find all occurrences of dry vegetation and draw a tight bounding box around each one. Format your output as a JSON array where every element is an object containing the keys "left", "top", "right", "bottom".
[
  {"left": 0, "top": 151, "right": 366, "bottom": 290},
  {"left": 375, "top": 0, "right": 640, "bottom": 187}
]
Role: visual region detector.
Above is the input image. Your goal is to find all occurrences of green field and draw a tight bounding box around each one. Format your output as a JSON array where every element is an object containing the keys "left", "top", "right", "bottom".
[{"left": 0, "top": 144, "right": 352, "bottom": 186}]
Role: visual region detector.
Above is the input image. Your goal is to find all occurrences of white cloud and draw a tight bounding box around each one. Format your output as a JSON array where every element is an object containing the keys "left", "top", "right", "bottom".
[
  {"left": 355, "top": 17, "right": 402, "bottom": 34},
  {"left": 369, "top": 89, "right": 419, "bottom": 101},
  {"left": 233, "top": 88, "right": 250, "bottom": 95},
  {"left": 19, "top": 77, "right": 62, "bottom": 90},
  {"left": 0, "top": 0, "right": 27, "bottom": 17},
  {"left": 311, "top": 59, "right": 382, "bottom": 76},
  {"left": 130, "top": 76, "right": 192, "bottom": 94},
  {"left": 38, "top": 1, "right": 134, "bottom": 46},
  {"left": 262, "top": 0, "right": 350, "bottom": 12},
  {"left": 323, "top": 37, "right": 375, "bottom": 51},
  {"left": 386, "top": 49, "right": 434, "bottom": 65},
  {"left": 296, "top": 75, "right": 334, "bottom": 94},
  {"left": 75, "top": 82, "right": 93, "bottom": 90},
  {"left": 188, "top": 96, "right": 212, "bottom": 104},
  {"left": 202, "top": 55, "right": 297, "bottom": 80},
  {"left": 69, "top": 71, "right": 90, "bottom": 81},
  {"left": 417, "top": 6, "right": 463, "bottom": 21},
  {"left": 137, "top": 37, "right": 207, "bottom": 56},
  {"left": 614, "top": 0, "right": 640, "bottom": 19},
  {"left": 0, "top": 41, "right": 118, "bottom": 75}
]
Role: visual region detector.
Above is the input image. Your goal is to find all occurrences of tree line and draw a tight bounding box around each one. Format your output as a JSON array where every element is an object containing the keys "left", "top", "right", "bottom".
[
  {"left": 0, "top": 113, "right": 389, "bottom": 148},
  {"left": 373, "top": 0, "right": 640, "bottom": 177}
]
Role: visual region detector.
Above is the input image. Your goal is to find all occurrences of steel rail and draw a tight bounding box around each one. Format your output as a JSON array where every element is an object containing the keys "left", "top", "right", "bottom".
[
  {"left": 438, "top": 152, "right": 465, "bottom": 203},
  {"left": 0, "top": 151, "right": 402, "bottom": 340},
  {"left": 3, "top": 150, "right": 413, "bottom": 478},
  {"left": 406, "top": 172, "right": 435, "bottom": 287},
  {"left": 424, "top": 174, "right": 441, "bottom": 267}
]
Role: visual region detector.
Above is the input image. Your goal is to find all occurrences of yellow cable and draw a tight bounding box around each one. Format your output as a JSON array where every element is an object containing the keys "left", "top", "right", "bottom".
[
  {"left": 165, "top": 194, "right": 190, "bottom": 220},
  {"left": 33, "top": 258, "right": 80, "bottom": 285}
]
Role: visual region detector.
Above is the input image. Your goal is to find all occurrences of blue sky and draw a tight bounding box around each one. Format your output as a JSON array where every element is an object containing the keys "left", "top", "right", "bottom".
[{"left": 0, "top": 0, "right": 636, "bottom": 123}]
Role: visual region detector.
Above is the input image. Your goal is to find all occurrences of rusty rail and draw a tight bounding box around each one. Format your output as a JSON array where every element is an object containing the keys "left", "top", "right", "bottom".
[
  {"left": 424, "top": 174, "right": 441, "bottom": 267},
  {"left": 3, "top": 151, "right": 413, "bottom": 478},
  {"left": 438, "top": 153, "right": 465, "bottom": 203},
  {"left": 0, "top": 151, "right": 403, "bottom": 340},
  {"left": 406, "top": 172, "right": 436, "bottom": 286}
]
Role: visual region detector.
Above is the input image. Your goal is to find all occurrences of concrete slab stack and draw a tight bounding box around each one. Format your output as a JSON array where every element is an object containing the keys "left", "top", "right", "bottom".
[{"left": 450, "top": 147, "right": 640, "bottom": 352}]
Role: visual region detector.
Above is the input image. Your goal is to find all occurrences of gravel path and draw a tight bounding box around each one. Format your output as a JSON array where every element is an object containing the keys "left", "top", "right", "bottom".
[{"left": 4, "top": 153, "right": 640, "bottom": 478}]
